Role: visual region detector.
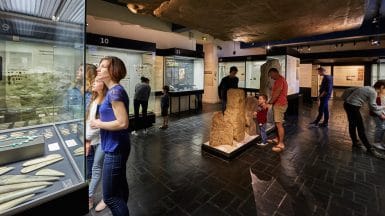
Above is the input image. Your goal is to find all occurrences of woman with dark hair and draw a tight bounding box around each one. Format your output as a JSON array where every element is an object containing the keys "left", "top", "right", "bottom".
[{"left": 91, "top": 56, "right": 130, "bottom": 215}]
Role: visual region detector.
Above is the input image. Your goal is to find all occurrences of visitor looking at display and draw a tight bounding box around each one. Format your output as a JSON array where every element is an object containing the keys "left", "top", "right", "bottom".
[
  {"left": 160, "top": 85, "right": 170, "bottom": 129},
  {"left": 90, "top": 56, "right": 130, "bottom": 216},
  {"left": 65, "top": 64, "right": 83, "bottom": 119},
  {"left": 218, "top": 66, "right": 239, "bottom": 113},
  {"left": 84, "top": 64, "right": 97, "bottom": 181},
  {"left": 267, "top": 68, "right": 288, "bottom": 153},
  {"left": 309, "top": 67, "right": 333, "bottom": 127},
  {"left": 371, "top": 81, "right": 385, "bottom": 150},
  {"left": 343, "top": 80, "right": 385, "bottom": 159},
  {"left": 86, "top": 76, "right": 108, "bottom": 211},
  {"left": 132, "top": 76, "right": 151, "bottom": 135}
]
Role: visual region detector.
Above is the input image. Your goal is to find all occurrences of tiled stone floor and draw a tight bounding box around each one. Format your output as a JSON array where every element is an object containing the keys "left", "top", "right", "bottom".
[{"left": 88, "top": 100, "right": 385, "bottom": 216}]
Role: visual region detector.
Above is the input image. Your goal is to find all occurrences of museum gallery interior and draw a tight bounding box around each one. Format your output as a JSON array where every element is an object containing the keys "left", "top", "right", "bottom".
[{"left": 0, "top": 0, "right": 385, "bottom": 215}]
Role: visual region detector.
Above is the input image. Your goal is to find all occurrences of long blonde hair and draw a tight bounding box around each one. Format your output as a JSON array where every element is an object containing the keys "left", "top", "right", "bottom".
[
  {"left": 85, "top": 64, "right": 97, "bottom": 93},
  {"left": 86, "top": 82, "right": 108, "bottom": 120}
]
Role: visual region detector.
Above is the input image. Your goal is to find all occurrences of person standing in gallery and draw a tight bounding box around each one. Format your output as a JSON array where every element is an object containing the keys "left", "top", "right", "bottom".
[
  {"left": 344, "top": 80, "right": 385, "bottom": 159},
  {"left": 65, "top": 64, "right": 83, "bottom": 118},
  {"left": 371, "top": 81, "right": 385, "bottom": 149},
  {"left": 267, "top": 68, "right": 288, "bottom": 153},
  {"left": 159, "top": 85, "right": 170, "bottom": 129},
  {"left": 132, "top": 76, "right": 151, "bottom": 135},
  {"left": 84, "top": 64, "right": 97, "bottom": 181},
  {"left": 86, "top": 76, "right": 107, "bottom": 211},
  {"left": 91, "top": 56, "right": 130, "bottom": 216},
  {"left": 309, "top": 67, "right": 333, "bottom": 127},
  {"left": 218, "top": 66, "right": 239, "bottom": 113}
]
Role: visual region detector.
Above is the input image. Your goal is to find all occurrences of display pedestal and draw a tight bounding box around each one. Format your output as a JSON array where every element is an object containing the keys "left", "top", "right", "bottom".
[{"left": 202, "top": 124, "right": 275, "bottom": 159}]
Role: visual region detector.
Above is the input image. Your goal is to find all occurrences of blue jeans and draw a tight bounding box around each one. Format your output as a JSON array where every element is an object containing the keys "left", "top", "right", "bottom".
[
  {"left": 103, "top": 149, "right": 130, "bottom": 216},
  {"left": 89, "top": 144, "right": 105, "bottom": 197},
  {"left": 374, "top": 117, "right": 385, "bottom": 143},
  {"left": 259, "top": 123, "right": 267, "bottom": 143},
  {"left": 86, "top": 145, "right": 95, "bottom": 180},
  {"left": 315, "top": 98, "right": 329, "bottom": 124}
]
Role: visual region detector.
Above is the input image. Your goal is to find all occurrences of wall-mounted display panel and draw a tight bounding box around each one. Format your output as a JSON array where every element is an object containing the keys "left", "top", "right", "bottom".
[
  {"left": 218, "top": 61, "right": 246, "bottom": 88},
  {"left": 164, "top": 56, "right": 204, "bottom": 92},
  {"left": 333, "top": 65, "right": 364, "bottom": 87},
  {"left": 372, "top": 61, "right": 385, "bottom": 85},
  {"left": 267, "top": 55, "right": 300, "bottom": 95},
  {"left": 86, "top": 46, "right": 156, "bottom": 114}
]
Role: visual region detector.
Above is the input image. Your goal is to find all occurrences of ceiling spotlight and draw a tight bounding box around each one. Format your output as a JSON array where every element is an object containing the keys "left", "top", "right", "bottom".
[
  {"left": 372, "top": 17, "right": 378, "bottom": 24},
  {"left": 51, "top": 15, "right": 60, "bottom": 22},
  {"left": 371, "top": 39, "right": 380, "bottom": 46},
  {"left": 266, "top": 45, "right": 271, "bottom": 50},
  {"left": 307, "top": 45, "right": 311, "bottom": 51},
  {"left": 202, "top": 36, "right": 207, "bottom": 41},
  {"left": 127, "top": 3, "right": 144, "bottom": 14}
]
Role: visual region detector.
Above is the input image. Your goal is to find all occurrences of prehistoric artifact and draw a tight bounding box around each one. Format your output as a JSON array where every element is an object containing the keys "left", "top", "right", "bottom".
[
  {"left": 0, "top": 175, "right": 59, "bottom": 185},
  {"left": 209, "top": 89, "right": 246, "bottom": 146},
  {"left": 0, "top": 136, "right": 39, "bottom": 148},
  {"left": 22, "top": 154, "right": 62, "bottom": 167},
  {"left": 245, "top": 96, "right": 258, "bottom": 136},
  {"left": 0, "top": 182, "right": 53, "bottom": 194},
  {"left": 35, "top": 169, "right": 65, "bottom": 177},
  {"left": 209, "top": 112, "right": 233, "bottom": 146},
  {"left": 0, "top": 194, "right": 35, "bottom": 213},
  {"left": 0, "top": 167, "right": 14, "bottom": 176},
  {"left": 21, "top": 157, "right": 63, "bottom": 174},
  {"left": 0, "top": 186, "right": 46, "bottom": 204},
  {"left": 73, "top": 147, "right": 84, "bottom": 156}
]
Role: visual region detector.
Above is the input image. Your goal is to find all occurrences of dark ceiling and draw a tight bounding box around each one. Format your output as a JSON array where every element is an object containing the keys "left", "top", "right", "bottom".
[{"left": 103, "top": 0, "right": 385, "bottom": 44}]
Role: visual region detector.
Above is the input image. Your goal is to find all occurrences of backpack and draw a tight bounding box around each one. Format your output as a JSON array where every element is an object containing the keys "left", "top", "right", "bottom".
[{"left": 341, "top": 87, "right": 358, "bottom": 101}]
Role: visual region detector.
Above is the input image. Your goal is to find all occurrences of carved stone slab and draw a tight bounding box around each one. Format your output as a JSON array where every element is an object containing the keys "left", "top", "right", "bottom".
[
  {"left": 225, "top": 89, "right": 245, "bottom": 142},
  {"left": 209, "top": 112, "right": 233, "bottom": 146}
]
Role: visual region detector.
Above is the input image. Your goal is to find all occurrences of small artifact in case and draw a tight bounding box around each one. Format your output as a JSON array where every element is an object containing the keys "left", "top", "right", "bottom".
[{"left": 0, "top": 135, "right": 45, "bottom": 166}]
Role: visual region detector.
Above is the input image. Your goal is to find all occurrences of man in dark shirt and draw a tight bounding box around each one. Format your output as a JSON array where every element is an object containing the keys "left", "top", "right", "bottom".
[
  {"left": 218, "top": 66, "right": 239, "bottom": 112},
  {"left": 310, "top": 67, "right": 333, "bottom": 127}
]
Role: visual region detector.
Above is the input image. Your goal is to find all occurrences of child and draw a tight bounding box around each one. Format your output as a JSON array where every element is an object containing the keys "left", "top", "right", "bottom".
[
  {"left": 254, "top": 93, "right": 269, "bottom": 146},
  {"left": 160, "top": 85, "right": 170, "bottom": 129}
]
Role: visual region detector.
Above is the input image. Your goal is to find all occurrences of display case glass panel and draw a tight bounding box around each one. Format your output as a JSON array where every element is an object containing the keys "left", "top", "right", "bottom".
[
  {"left": 218, "top": 61, "right": 246, "bottom": 88},
  {"left": 0, "top": 1, "right": 86, "bottom": 214},
  {"left": 164, "top": 56, "right": 204, "bottom": 92},
  {"left": 245, "top": 60, "right": 264, "bottom": 89},
  {"left": 86, "top": 45, "right": 156, "bottom": 114},
  {"left": 371, "top": 62, "right": 385, "bottom": 85},
  {"left": 267, "top": 55, "right": 300, "bottom": 95}
]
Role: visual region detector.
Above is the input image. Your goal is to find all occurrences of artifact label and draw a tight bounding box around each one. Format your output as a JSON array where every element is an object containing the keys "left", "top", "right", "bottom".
[
  {"left": 48, "top": 142, "right": 60, "bottom": 151},
  {"left": 65, "top": 139, "right": 78, "bottom": 147}
]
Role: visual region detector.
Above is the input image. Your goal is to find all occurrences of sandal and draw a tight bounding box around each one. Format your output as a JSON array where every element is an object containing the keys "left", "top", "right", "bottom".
[
  {"left": 267, "top": 138, "right": 278, "bottom": 144},
  {"left": 272, "top": 145, "right": 285, "bottom": 152}
]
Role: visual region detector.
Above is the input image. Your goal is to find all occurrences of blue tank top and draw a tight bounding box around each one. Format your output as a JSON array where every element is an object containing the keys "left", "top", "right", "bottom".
[{"left": 99, "top": 84, "right": 130, "bottom": 153}]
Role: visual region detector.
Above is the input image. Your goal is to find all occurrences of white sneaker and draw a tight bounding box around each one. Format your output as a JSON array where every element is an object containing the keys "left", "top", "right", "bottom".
[
  {"left": 143, "top": 129, "right": 148, "bottom": 135},
  {"left": 373, "top": 142, "right": 385, "bottom": 150},
  {"left": 257, "top": 142, "right": 268, "bottom": 147},
  {"left": 131, "top": 131, "right": 138, "bottom": 136}
]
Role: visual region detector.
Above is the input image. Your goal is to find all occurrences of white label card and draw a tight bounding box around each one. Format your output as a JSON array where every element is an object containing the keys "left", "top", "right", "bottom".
[
  {"left": 65, "top": 139, "right": 78, "bottom": 147},
  {"left": 48, "top": 142, "right": 60, "bottom": 151}
]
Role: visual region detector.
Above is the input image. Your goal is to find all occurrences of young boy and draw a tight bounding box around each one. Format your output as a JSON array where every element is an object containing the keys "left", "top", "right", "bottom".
[
  {"left": 160, "top": 85, "right": 170, "bottom": 129},
  {"left": 254, "top": 93, "right": 270, "bottom": 146}
]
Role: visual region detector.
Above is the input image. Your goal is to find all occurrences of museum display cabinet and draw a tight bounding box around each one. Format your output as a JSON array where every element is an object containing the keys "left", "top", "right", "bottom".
[
  {"left": 156, "top": 48, "right": 204, "bottom": 115},
  {"left": 218, "top": 55, "right": 267, "bottom": 94},
  {"left": 0, "top": 1, "right": 88, "bottom": 215},
  {"left": 86, "top": 33, "right": 157, "bottom": 130},
  {"left": 372, "top": 59, "right": 385, "bottom": 85}
]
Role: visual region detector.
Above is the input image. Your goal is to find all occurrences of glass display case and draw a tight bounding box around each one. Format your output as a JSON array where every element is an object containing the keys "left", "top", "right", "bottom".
[
  {"left": 164, "top": 56, "right": 204, "bottom": 92},
  {"left": 372, "top": 60, "right": 385, "bottom": 85},
  {"left": 86, "top": 45, "right": 156, "bottom": 114},
  {"left": 245, "top": 60, "right": 265, "bottom": 89},
  {"left": 267, "top": 55, "right": 300, "bottom": 95},
  {"left": 0, "top": 1, "right": 87, "bottom": 215},
  {"left": 218, "top": 61, "right": 246, "bottom": 88}
]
